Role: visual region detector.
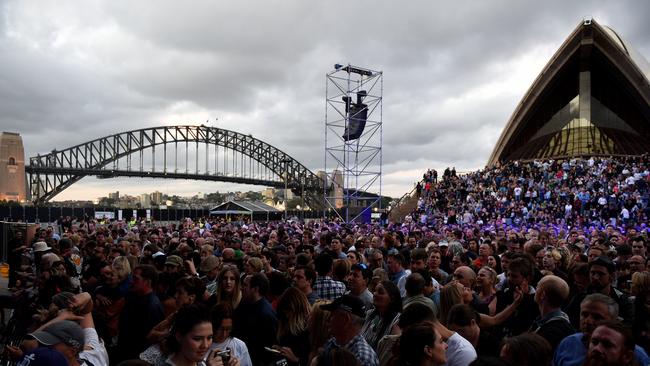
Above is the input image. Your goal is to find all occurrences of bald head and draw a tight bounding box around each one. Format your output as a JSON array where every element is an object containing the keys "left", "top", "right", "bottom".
[
  {"left": 453, "top": 266, "right": 477, "bottom": 288},
  {"left": 537, "top": 275, "right": 569, "bottom": 308}
]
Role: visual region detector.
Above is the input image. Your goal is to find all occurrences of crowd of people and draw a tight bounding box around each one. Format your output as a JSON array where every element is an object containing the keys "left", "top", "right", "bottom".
[{"left": 2, "top": 156, "right": 650, "bottom": 366}]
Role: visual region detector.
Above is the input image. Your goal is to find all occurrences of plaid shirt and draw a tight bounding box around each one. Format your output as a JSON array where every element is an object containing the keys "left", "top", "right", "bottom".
[
  {"left": 325, "top": 334, "right": 379, "bottom": 366},
  {"left": 314, "top": 276, "right": 347, "bottom": 301}
]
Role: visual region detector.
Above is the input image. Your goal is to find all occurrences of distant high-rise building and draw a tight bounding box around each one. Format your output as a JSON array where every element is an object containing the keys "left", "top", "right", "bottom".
[
  {"left": 0, "top": 132, "right": 26, "bottom": 202},
  {"left": 151, "top": 191, "right": 163, "bottom": 205},
  {"left": 108, "top": 191, "right": 120, "bottom": 200},
  {"left": 317, "top": 170, "right": 344, "bottom": 208},
  {"left": 332, "top": 169, "right": 344, "bottom": 208},
  {"left": 140, "top": 193, "right": 151, "bottom": 208}
]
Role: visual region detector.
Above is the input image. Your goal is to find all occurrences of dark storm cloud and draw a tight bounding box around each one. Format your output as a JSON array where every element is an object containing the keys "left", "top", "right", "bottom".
[{"left": 2, "top": 0, "right": 650, "bottom": 199}]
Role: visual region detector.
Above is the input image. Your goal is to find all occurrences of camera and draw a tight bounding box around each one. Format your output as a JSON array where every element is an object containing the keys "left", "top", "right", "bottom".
[{"left": 216, "top": 348, "right": 231, "bottom": 363}]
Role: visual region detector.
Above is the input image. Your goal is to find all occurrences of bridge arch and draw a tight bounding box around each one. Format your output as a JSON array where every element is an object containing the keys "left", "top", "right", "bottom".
[{"left": 26, "top": 125, "right": 324, "bottom": 205}]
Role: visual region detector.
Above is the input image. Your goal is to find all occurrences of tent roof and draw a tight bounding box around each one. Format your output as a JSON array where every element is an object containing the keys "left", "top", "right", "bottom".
[{"left": 210, "top": 200, "right": 280, "bottom": 214}]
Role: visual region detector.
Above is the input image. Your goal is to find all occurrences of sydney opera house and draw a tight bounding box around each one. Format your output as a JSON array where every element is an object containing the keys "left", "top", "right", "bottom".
[{"left": 488, "top": 19, "right": 650, "bottom": 165}]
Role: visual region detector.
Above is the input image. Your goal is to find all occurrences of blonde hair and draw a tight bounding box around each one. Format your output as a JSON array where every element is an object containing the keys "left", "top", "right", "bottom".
[
  {"left": 479, "top": 266, "right": 497, "bottom": 285},
  {"left": 69, "top": 234, "right": 81, "bottom": 246},
  {"left": 247, "top": 257, "right": 264, "bottom": 273},
  {"left": 112, "top": 256, "right": 132, "bottom": 281},
  {"left": 632, "top": 271, "right": 650, "bottom": 294},
  {"left": 200, "top": 245, "right": 214, "bottom": 256},
  {"left": 439, "top": 283, "right": 463, "bottom": 326},
  {"left": 276, "top": 288, "right": 311, "bottom": 338},
  {"left": 309, "top": 300, "right": 333, "bottom": 359}
]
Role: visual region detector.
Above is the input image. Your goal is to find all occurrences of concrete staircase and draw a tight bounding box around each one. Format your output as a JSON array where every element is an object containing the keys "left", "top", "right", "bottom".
[{"left": 388, "top": 187, "right": 419, "bottom": 222}]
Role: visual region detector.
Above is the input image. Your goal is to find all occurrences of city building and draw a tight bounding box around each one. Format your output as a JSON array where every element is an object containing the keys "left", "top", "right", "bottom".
[
  {"left": 151, "top": 191, "right": 163, "bottom": 205},
  {"left": 140, "top": 193, "right": 151, "bottom": 208},
  {"left": 488, "top": 19, "right": 650, "bottom": 165},
  {"left": 108, "top": 191, "right": 120, "bottom": 200},
  {"left": 0, "top": 132, "right": 26, "bottom": 202}
]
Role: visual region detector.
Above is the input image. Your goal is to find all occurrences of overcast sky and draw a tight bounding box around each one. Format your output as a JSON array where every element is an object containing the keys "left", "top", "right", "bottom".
[{"left": 2, "top": 0, "right": 650, "bottom": 201}]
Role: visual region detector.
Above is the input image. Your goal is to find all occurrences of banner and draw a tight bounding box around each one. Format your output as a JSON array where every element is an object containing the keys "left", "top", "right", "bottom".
[{"left": 94, "top": 211, "right": 115, "bottom": 220}]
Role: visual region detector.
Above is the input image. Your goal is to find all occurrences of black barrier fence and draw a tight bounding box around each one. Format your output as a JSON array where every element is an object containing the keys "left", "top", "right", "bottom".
[{"left": 0, "top": 206, "right": 324, "bottom": 223}]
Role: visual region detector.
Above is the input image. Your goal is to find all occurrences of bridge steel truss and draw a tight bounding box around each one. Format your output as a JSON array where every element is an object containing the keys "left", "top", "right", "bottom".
[{"left": 26, "top": 125, "right": 324, "bottom": 206}]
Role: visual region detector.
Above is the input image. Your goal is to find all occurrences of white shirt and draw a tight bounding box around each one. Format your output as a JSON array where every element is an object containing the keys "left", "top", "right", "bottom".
[
  {"left": 209, "top": 337, "right": 252, "bottom": 366},
  {"left": 79, "top": 328, "right": 109, "bottom": 366},
  {"left": 621, "top": 208, "right": 630, "bottom": 219},
  {"left": 442, "top": 332, "right": 477, "bottom": 366}
]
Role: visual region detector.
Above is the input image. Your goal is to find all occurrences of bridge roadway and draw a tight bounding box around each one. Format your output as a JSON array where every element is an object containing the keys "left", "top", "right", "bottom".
[{"left": 24, "top": 166, "right": 294, "bottom": 189}]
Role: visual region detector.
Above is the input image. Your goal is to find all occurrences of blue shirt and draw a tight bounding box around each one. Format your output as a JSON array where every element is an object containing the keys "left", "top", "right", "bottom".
[{"left": 553, "top": 332, "right": 650, "bottom": 366}]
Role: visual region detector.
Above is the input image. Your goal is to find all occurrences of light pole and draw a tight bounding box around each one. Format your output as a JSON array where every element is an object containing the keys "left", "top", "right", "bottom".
[{"left": 282, "top": 158, "right": 291, "bottom": 220}]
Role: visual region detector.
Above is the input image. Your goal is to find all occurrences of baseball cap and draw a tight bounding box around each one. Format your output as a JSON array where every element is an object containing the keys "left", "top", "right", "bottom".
[
  {"left": 351, "top": 263, "right": 371, "bottom": 280},
  {"left": 320, "top": 294, "right": 366, "bottom": 318},
  {"left": 165, "top": 255, "right": 183, "bottom": 267},
  {"left": 29, "top": 320, "right": 85, "bottom": 350},
  {"left": 17, "top": 347, "right": 69, "bottom": 366}
]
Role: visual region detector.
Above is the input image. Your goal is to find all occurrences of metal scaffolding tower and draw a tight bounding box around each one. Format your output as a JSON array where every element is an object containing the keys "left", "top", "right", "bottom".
[{"left": 325, "top": 64, "right": 383, "bottom": 222}]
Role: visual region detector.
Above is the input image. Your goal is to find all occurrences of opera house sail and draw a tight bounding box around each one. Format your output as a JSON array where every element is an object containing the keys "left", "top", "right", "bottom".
[{"left": 488, "top": 19, "right": 650, "bottom": 165}]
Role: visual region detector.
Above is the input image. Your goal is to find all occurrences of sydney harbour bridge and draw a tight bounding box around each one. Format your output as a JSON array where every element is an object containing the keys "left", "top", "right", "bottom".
[{"left": 24, "top": 125, "right": 326, "bottom": 208}]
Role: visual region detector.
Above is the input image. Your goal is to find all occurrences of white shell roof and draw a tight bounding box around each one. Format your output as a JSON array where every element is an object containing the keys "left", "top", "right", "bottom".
[{"left": 602, "top": 24, "right": 650, "bottom": 81}]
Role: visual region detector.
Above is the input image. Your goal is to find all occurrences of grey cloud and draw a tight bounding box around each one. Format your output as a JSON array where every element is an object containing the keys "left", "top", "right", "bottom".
[{"left": 3, "top": 0, "right": 650, "bottom": 199}]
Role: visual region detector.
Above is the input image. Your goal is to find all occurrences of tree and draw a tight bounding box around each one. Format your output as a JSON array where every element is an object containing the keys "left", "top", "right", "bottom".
[
  {"left": 286, "top": 197, "right": 302, "bottom": 210},
  {"left": 243, "top": 191, "right": 263, "bottom": 201}
]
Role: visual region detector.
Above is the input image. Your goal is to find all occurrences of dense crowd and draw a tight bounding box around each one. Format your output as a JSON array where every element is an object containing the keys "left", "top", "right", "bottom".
[{"left": 2, "top": 156, "right": 650, "bottom": 366}]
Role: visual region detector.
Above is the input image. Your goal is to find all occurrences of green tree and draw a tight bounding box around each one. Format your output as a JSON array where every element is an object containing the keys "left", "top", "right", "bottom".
[{"left": 286, "top": 197, "right": 302, "bottom": 210}]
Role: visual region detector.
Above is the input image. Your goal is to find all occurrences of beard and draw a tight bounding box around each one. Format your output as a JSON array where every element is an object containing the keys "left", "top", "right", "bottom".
[
  {"left": 583, "top": 353, "right": 608, "bottom": 366},
  {"left": 583, "top": 352, "right": 630, "bottom": 366}
]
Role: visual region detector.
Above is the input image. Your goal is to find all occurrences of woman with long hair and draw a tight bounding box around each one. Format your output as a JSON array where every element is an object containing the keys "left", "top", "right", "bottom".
[
  {"left": 486, "top": 254, "right": 502, "bottom": 275},
  {"left": 209, "top": 303, "right": 250, "bottom": 366},
  {"left": 361, "top": 280, "right": 402, "bottom": 349},
  {"left": 308, "top": 300, "right": 332, "bottom": 362},
  {"left": 141, "top": 276, "right": 206, "bottom": 365},
  {"left": 164, "top": 304, "right": 231, "bottom": 366},
  {"left": 393, "top": 322, "right": 447, "bottom": 366},
  {"left": 439, "top": 282, "right": 464, "bottom": 326},
  {"left": 274, "top": 287, "right": 311, "bottom": 365},
  {"left": 215, "top": 266, "right": 242, "bottom": 310}
]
